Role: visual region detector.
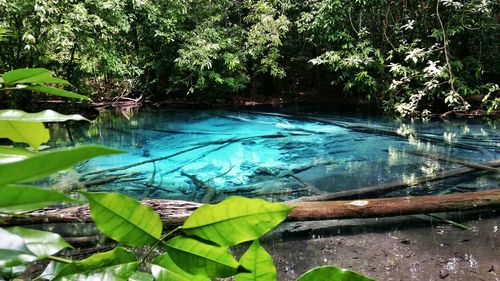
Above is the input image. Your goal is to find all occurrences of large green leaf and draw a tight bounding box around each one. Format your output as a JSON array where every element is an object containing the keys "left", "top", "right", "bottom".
[
  {"left": 6, "top": 227, "right": 71, "bottom": 257},
  {"left": 2, "top": 68, "right": 70, "bottom": 86},
  {"left": 296, "top": 266, "right": 375, "bottom": 281},
  {"left": 129, "top": 271, "right": 154, "bottom": 281},
  {"left": 82, "top": 192, "right": 162, "bottom": 246},
  {"left": 24, "top": 85, "right": 90, "bottom": 100},
  {"left": 236, "top": 240, "right": 276, "bottom": 281},
  {"left": 0, "top": 109, "right": 89, "bottom": 122},
  {"left": 152, "top": 252, "right": 210, "bottom": 281},
  {"left": 54, "top": 247, "right": 138, "bottom": 281},
  {"left": 182, "top": 196, "right": 293, "bottom": 246},
  {"left": 0, "top": 145, "right": 123, "bottom": 185},
  {"left": 165, "top": 235, "right": 245, "bottom": 278},
  {"left": 0, "top": 227, "right": 36, "bottom": 268},
  {"left": 0, "top": 185, "right": 77, "bottom": 213},
  {"left": 0, "top": 146, "right": 33, "bottom": 164},
  {"left": 0, "top": 120, "right": 49, "bottom": 150}
]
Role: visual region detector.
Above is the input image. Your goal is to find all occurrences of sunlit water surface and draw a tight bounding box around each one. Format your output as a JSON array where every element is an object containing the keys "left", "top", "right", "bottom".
[{"left": 48, "top": 107, "right": 499, "bottom": 202}]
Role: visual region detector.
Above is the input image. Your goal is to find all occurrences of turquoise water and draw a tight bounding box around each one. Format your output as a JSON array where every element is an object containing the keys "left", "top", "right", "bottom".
[{"left": 52, "top": 108, "right": 499, "bottom": 202}]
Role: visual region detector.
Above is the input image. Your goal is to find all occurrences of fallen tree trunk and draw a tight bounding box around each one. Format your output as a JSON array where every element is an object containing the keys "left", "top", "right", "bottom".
[
  {"left": 2, "top": 189, "right": 500, "bottom": 226},
  {"left": 294, "top": 159, "right": 500, "bottom": 202},
  {"left": 286, "top": 189, "right": 500, "bottom": 221}
]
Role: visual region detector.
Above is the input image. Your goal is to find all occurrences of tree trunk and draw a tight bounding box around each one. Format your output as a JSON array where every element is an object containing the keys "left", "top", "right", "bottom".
[{"left": 2, "top": 189, "right": 500, "bottom": 226}]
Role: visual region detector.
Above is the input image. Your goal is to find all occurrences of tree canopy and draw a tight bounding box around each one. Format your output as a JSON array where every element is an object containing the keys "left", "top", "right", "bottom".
[{"left": 0, "top": 0, "right": 498, "bottom": 115}]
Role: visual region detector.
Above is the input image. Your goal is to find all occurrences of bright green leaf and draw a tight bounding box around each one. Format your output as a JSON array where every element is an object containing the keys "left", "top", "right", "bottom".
[
  {"left": 40, "top": 261, "right": 65, "bottom": 280},
  {"left": 129, "top": 271, "right": 154, "bottom": 281},
  {"left": 6, "top": 227, "right": 71, "bottom": 257},
  {"left": 0, "top": 145, "right": 123, "bottom": 185},
  {"left": 0, "top": 227, "right": 36, "bottom": 268},
  {"left": 0, "top": 264, "right": 26, "bottom": 280},
  {"left": 296, "top": 266, "right": 375, "bottom": 281},
  {"left": 236, "top": 240, "right": 276, "bottom": 281},
  {"left": 82, "top": 192, "right": 162, "bottom": 246},
  {"left": 0, "top": 109, "right": 89, "bottom": 122},
  {"left": 54, "top": 247, "right": 138, "bottom": 281},
  {"left": 0, "top": 184, "right": 77, "bottom": 213},
  {"left": 2, "top": 68, "right": 70, "bottom": 86},
  {"left": 165, "top": 235, "right": 245, "bottom": 278},
  {"left": 182, "top": 196, "right": 293, "bottom": 246},
  {"left": 152, "top": 252, "right": 210, "bottom": 281},
  {"left": 24, "top": 85, "right": 90, "bottom": 100},
  {"left": 0, "top": 146, "right": 33, "bottom": 164},
  {"left": 0, "top": 120, "right": 49, "bottom": 150}
]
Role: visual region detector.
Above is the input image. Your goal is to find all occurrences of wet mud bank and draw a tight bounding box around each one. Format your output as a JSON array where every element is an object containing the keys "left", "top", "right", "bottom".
[{"left": 265, "top": 210, "right": 499, "bottom": 281}]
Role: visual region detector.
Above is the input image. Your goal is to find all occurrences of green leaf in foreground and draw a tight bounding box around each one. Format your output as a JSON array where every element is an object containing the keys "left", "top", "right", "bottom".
[
  {"left": 165, "top": 235, "right": 245, "bottom": 278},
  {"left": 0, "top": 146, "right": 33, "bottom": 164},
  {"left": 182, "top": 196, "right": 293, "bottom": 246},
  {"left": 54, "top": 247, "right": 138, "bottom": 281},
  {"left": 24, "top": 85, "right": 90, "bottom": 100},
  {"left": 236, "top": 240, "right": 276, "bottom": 281},
  {"left": 2, "top": 68, "right": 70, "bottom": 86},
  {"left": 0, "top": 120, "right": 49, "bottom": 150},
  {"left": 129, "top": 271, "right": 154, "bottom": 281},
  {"left": 0, "top": 109, "right": 89, "bottom": 122},
  {"left": 82, "top": 192, "right": 162, "bottom": 246},
  {"left": 6, "top": 227, "right": 71, "bottom": 257},
  {"left": 296, "top": 266, "right": 375, "bottom": 281},
  {"left": 0, "top": 184, "right": 77, "bottom": 213},
  {"left": 0, "top": 145, "right": 123, "bottom": 185},
  {"left": 152, "top": 252, "right": 210, "bottom": 281},
  {"left": 0, "top": 227, "right": 36, "bottom": 268}
]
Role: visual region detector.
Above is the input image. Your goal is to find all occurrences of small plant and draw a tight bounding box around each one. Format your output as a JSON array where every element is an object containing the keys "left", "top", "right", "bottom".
[{"left": 0, "top": 68, "right": 374, "bottom": 280}]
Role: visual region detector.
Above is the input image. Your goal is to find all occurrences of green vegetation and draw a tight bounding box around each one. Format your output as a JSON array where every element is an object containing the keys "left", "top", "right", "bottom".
[
  {"left": 0, "top": 68, "right": 375, "bottom": 280},
  {"left": 0, "top": 1, "right": 498, "bottom": 115}
]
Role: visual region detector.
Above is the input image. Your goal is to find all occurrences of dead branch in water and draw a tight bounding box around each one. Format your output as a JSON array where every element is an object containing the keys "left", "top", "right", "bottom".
[
  {"left": 400, "top": 150, "right": 500, "bottom": 173},
  {"left": 293, "top": 159, "right": 500, "bottom": 202}
]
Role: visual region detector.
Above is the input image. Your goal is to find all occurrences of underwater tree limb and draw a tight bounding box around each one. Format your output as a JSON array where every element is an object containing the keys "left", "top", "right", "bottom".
[
  {"left": 293, "top": 159, "right": 500, "bottom": 202},
  {"left": 181, "top": 171, "right": 217, "bottom": 203},
  {"left": 80, "top": 133, "right": 300, "bottom": 178},
  {"left": 3, "top": 190, "right": 500, "bottom": 226},
  {"left": 400, "top": 150, "right": 500, "bottom": 173}
]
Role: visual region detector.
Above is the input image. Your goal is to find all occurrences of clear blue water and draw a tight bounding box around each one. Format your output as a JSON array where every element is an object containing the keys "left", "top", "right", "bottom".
[{"left": 51, "top": 108, "right": 499, "bottom": 202}]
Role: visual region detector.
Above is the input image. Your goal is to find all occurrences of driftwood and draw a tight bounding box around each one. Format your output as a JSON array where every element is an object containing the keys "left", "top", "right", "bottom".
[
  {"left": 2, "top": 189, "right": 500, "bottom": 226},
  {"left": 294, "top": 159, "right": 500, "bottom": 202},
  {"left": 401, "top": 150, "right": 500, "bottom": 173}
]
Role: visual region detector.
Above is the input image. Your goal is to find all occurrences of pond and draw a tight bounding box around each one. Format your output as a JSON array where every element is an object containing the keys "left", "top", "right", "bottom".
[
  {"left": 45, "top": 107, "right": 499, "bottom": 280},
  {"left": 49, "top": 107, "right": 499, "bottom": 202}
]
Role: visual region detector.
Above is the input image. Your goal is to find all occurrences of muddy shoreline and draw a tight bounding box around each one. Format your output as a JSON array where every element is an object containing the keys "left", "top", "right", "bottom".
[{"left": 264, "top": 210, "right": 500, "bottom": 281}]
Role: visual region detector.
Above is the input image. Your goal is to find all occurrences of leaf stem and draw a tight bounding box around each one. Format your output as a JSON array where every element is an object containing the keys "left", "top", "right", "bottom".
[
  {"left": 140, "top": 226, "right": 182, "bottom": 264},
  {"left": 48, "top": 255, "right": 73, "bottom": 264}
]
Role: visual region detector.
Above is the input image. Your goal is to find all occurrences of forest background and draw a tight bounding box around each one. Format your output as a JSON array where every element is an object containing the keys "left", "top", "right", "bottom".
[{"left": 0, "top": 0, "right": 498, "bottom": 116}]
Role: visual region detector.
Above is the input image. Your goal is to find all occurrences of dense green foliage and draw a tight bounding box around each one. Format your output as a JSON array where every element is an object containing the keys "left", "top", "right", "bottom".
[
  {"left": 0, "top": 68, "right": 375, "bottom": 280},
  {"left": 0, "top": 1, "right": 498, "bottom": 115}
]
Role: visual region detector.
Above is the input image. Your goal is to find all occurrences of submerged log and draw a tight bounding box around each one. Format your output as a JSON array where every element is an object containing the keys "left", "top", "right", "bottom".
[
  {"left": 294, "top": 159, "right": 500, "bottom": 202},
  {"left": 401, "top": 150, "right": 500, "bottom": 173},
  {"left": 2, "top": 189, "right": 500, "bottom": 226},
  {"left": 181, "top": 171, "right": 217, "bottom": 203}
]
